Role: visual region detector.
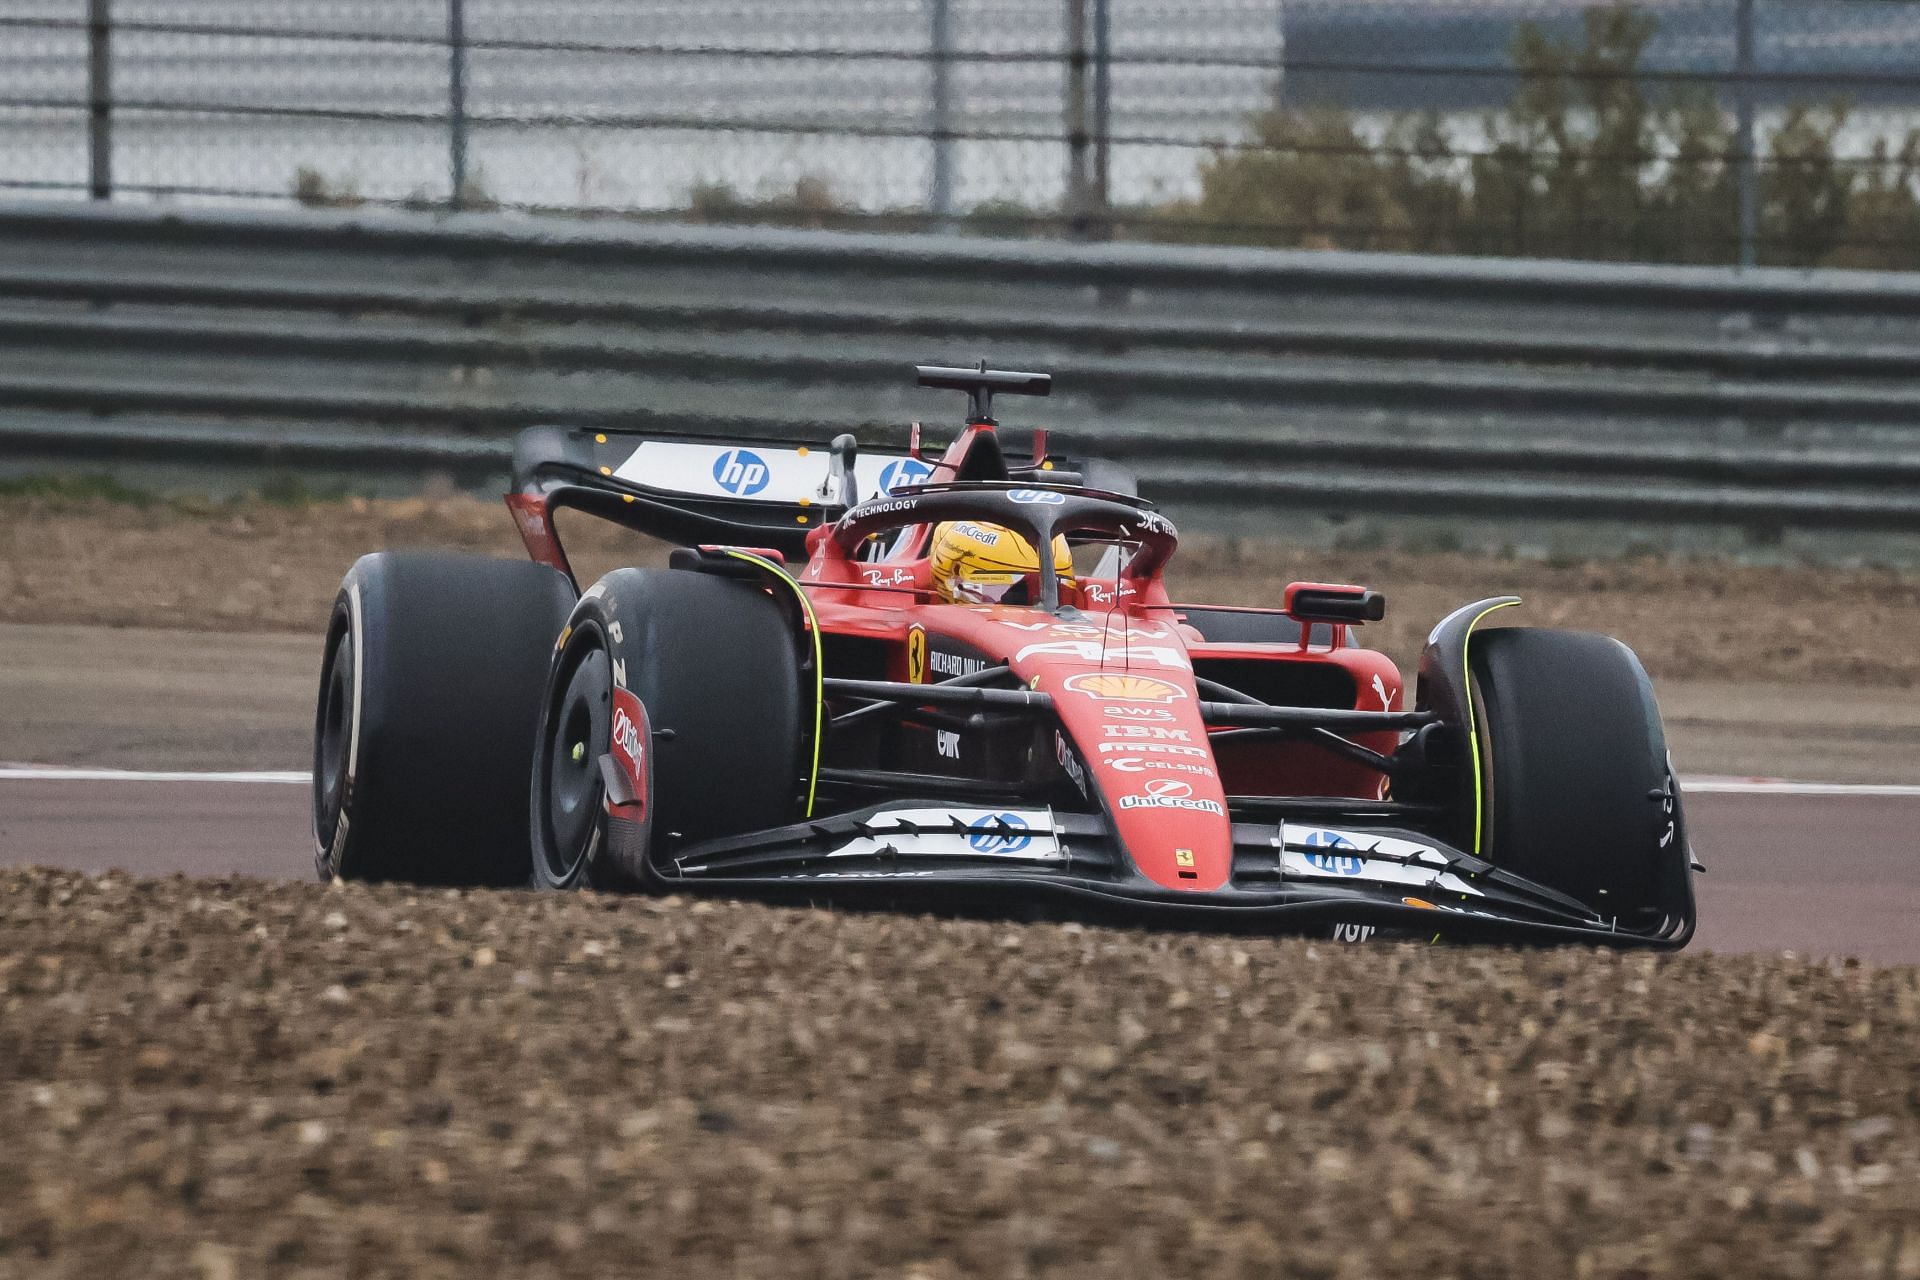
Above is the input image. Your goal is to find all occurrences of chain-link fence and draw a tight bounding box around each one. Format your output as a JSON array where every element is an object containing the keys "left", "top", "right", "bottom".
[{"left": 4, "top": 1, "right": 1920, "bottom": 267}]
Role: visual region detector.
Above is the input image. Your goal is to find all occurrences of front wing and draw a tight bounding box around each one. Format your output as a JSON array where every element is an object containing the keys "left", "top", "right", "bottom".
[{"left": 655, "top": 801, "right": 1695, "bottom": 948}]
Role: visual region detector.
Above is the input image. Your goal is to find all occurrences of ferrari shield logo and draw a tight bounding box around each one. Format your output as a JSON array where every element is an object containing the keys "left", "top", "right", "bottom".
[{"left": 906, "top": 625, "right": 927, "bottom": 683}]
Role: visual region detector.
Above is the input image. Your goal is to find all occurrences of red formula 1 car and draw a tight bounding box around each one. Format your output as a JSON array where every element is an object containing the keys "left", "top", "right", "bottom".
[{"left": 312, "top": 363, "right": 1697, "bottom": 947}]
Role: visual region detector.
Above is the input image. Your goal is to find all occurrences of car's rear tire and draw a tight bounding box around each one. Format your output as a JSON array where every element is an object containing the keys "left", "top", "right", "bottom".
[
  {"left": 1469, "top": 627, "right": 1689, "bottom": 925},
  {"left": 529, "top": 567, "right": 806, "bottom": 890},
  {"left": 313, "top": 551, "right": 575, "bottom": 885}
]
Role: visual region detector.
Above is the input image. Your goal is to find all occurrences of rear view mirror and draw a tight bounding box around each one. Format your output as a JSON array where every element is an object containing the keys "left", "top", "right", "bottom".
[{"left": 1284, "top": 582, "right": 1386, "bottom": 625}]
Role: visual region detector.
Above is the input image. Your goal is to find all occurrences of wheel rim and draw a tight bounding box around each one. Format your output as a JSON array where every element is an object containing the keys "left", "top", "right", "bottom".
[
  {"left": 312, "top": 624, "right": 354, "bottom": 862},
  {"left": 538, "top": 635, "right": 611, "bottom": 883}
]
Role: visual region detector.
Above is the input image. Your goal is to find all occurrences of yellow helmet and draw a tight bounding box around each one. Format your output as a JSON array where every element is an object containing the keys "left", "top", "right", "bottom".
[{"left": 928, "top": 521, "right": 1073, "bottom": 605}]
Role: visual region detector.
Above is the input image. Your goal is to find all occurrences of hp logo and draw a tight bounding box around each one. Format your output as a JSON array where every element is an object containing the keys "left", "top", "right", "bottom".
[
  {"left": 1007, "top": 488, "right": 1066, "bottom": 505},
  {"left": 878, "top": 458, "right": 934, "bottom": 494},
  {"left": 1301, "top": 829, "right": 1364, "bottom": 877},
  {"left": 712, "top": 448, "right": 771, "bottom": 496},
  {"left": 967, "top": 812, "right": 1032, "bottom": 853}
]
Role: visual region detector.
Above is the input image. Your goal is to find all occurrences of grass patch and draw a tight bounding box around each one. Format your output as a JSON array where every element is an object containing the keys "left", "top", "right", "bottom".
[
  {"left": 0, "top": 473, "right": 157, "bottom": 507},
  {"left": 0, "top": 471, "right": 348, "bottom": 511},
  {"left": 254, "top": 472, "right": 347, "bottom": 508}
]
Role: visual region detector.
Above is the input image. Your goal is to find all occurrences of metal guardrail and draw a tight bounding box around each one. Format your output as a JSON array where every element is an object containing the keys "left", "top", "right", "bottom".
[{"left": 3, "top": 200, "right": 1920, "bottom": 548}]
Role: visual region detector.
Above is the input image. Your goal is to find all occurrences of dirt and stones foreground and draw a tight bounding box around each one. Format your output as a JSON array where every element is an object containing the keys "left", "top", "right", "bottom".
[{"left": 2, "top": 869, "right": 1916, "bottom": 1280}]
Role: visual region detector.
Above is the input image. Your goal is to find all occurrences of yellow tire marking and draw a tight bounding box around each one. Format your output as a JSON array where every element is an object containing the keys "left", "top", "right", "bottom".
[{"left": 1463, "top": 598, "right": 1522, "bottom": 855}]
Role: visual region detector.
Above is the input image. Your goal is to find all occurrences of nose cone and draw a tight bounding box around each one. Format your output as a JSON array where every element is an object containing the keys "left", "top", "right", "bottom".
[{"left": 1016, "top": 656, "right": 1231, "bottom": 892}]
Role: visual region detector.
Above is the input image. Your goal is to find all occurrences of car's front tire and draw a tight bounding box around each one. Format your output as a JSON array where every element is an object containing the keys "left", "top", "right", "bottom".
[
  {"left": 312, "top": 551, "right": 574, "bottom": 886},
  {"left": 529, "top": 567, "right": 807, "bottom": 891},
  {"left": 1469, "top": 627, "right": 1692, "bottom": 929}
]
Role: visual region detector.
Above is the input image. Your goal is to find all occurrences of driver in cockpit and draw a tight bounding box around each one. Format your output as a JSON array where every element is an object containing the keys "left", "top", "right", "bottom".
[{"left": 926, "top": 520, "right": 1075, "bottom": 605}]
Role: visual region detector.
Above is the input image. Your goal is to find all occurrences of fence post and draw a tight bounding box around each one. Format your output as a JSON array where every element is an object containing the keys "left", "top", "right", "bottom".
[
  {"left": 1091, "top": 0, "right": 1110, "bottom": 240},
  {"left": 1064, "top": 0, "right": 1089, "bottom": 238},
  {"left": 87, "top": 0, "right": 111, "bottom": 200},
  {"left": 448, "top": 0, "right": 469, "bottom": 209},
  {"left": 1734, "top": 0, "right": 1757, "bottom": 269},
  {"left": 930, "top": 0, "right": 953, "bottom": 223}
]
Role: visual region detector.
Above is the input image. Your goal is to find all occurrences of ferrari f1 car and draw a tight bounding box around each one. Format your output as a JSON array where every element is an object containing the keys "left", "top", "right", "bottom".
[{"left": 312, "top": 363, "right": 1697, "bottom": 947}]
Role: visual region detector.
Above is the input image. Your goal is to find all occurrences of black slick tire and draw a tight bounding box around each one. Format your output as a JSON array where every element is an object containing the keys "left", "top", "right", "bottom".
[
  {"left": 1469, "top": 626, "right": 1688, "bottom": 925},
  {"left": 529, "top": 567, "right": 805, "bottom": 890},
  {"left": 312, "top": 551, "right": 575, "bottom": 886}
]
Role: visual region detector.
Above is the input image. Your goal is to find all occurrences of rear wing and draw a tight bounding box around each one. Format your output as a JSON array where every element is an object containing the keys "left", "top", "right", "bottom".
[{"left": 508, "top": 424, "right": 1134, "bottom": 579}]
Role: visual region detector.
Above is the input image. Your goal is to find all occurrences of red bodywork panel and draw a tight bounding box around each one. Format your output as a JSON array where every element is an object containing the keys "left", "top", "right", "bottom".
[{"left": 804, "top": 591, "right": 1403, "bottom": 893}]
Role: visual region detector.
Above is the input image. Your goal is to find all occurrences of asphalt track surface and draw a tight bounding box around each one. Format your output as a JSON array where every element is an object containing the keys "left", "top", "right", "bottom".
[{"left": 2, "top": 772, "right": 1916, "bottom": 963}]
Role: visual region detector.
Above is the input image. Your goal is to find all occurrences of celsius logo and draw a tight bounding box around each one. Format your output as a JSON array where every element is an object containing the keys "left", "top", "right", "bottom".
[
  {"left": 966, "top": 812, "right": 1032, "bottom": 853},
  {"left": 1301, "top": 829, "right": 1365, "bottom": 876},
  {"left": 1107, "top": 756, "right": 1212, "bottom": 776},
  {"left": 878, "top": 458, "right": 934, "bottom": 494},
  {"left": 712, "top": 448, "right": 771, "bottom": 496}
]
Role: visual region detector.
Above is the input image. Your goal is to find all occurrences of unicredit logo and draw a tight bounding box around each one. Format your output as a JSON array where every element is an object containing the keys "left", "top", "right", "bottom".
[{"left": 1116, "top": 776, "right": 1222, "bottom": 814}]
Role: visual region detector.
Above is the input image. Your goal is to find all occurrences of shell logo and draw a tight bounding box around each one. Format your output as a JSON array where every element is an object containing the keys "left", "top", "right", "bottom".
[{"left": 1064, "top": 672, "right": 1186, "bottom": 703}]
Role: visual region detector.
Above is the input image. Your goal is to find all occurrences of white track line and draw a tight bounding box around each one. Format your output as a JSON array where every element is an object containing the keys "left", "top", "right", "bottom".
[
  {"left": 1679, "top": 777, "right": 1920, "bottom": 798},
  {"left": 0, "top": 768, "right": 308, "bottom": 784},
  {"left": 0, "top": 766, "right": 1915, "bottom": 797}
]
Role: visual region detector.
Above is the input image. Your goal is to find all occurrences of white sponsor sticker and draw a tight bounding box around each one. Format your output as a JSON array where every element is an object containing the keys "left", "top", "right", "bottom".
[
  {"left": 1054, "top": 733, "right": 1089, "bottom": 797},
  {"left": 1276, "top": 824, "right": 1484, "bottom": 896},
  {"left": 995, "top": 621, "right": 1169, "bottom": 641},
  {"left": 929, "top": 650, "right": 990, "bottom": 677},
  {"left": 1115, "top": 778, "right": 1224, "bottom": 814},
  {"left": 1096, "top": 742, "right": 1210, "bottom": 758},
  {"left": 1103, "top": 705, "right": 1176, "bottom": 721},
  {"left": 1082, "top": 582, "right": 1138, "bottom": 606},
  {"left": 825, "top": 807, "right": 1062, "bottom": 862},
  {"left": 1014, "top": 641, "right": 1190, "bottom": 670},
  {"left": 1118, "top": 794, "right": 1224, "bottom": 814},
  {"left": 611, "top": 441, "right": 926, "bottom": 504},
  {"left": 1105, "top": 756, "right": 1214, "bottom": 777}
]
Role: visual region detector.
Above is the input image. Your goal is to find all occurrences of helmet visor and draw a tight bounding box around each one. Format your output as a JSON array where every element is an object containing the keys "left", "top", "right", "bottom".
[{"left": 952, "top": 571, "right": 1032, "bottom": 605}]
